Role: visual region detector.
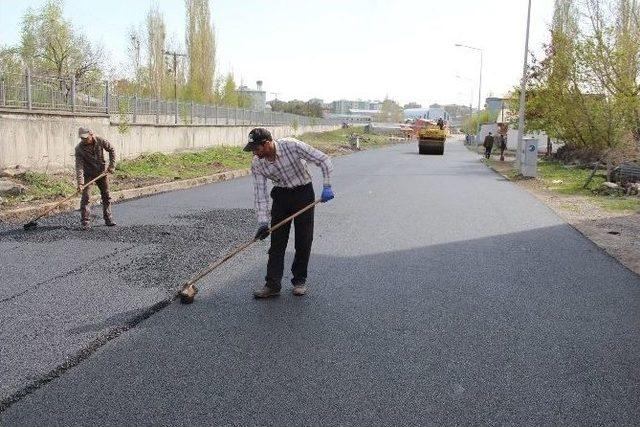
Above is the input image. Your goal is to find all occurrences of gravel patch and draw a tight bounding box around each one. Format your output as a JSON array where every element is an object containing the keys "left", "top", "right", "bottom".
[{"left": 0, "top": 206, "right": 256, "bottom": 409}]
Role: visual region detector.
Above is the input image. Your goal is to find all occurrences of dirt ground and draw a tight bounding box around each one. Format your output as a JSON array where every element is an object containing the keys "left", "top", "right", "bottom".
[{"left": 486, "top": 153, "right": 640, "bottom": 277}]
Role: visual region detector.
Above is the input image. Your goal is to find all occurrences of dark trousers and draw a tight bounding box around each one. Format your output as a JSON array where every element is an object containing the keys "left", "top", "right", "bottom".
[
  {"left": 81, "top": 174, "right": 112, "bottom": 223},
  {"left": 266, "top": 183, "right": 315, "bottom": 289},
  {"left": 484, "top": 145, "right": 493, "bottom": 159}
]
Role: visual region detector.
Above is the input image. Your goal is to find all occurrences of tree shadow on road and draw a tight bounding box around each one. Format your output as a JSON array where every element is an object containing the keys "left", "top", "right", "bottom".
[{"left": 4, "top": 224, "right": 640, "bottom": 425}]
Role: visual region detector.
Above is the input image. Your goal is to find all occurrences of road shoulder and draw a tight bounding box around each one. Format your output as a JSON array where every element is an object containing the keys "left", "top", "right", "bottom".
[{"left": 483, "top": 153, "right": 640, "bottom": 277}]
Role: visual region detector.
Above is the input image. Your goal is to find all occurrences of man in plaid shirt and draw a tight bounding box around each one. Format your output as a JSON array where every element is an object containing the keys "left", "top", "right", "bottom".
[{"left": 244, "top": 128, "right": 334, "bottom": 298}]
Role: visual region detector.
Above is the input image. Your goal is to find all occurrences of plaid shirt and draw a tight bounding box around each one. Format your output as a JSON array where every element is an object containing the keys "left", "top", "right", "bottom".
[{"left": 252, "top": 137, "right": 333, "bottom": 223}]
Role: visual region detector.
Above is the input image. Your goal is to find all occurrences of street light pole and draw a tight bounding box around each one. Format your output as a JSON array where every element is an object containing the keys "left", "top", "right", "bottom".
[
  {"left": 455, "top": 43, "right": 483, "bottom": 114},
  {"left": 478, "top": 50, "right": 483, "bottom": 114},
  {"left": 516, "top": 0, "right": 533, "bottom": 171}
]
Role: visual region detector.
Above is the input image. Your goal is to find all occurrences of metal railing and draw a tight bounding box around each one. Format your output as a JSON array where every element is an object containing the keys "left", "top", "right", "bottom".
[{"left": 0, "top": 71, "right": 340, "bottom": 127}]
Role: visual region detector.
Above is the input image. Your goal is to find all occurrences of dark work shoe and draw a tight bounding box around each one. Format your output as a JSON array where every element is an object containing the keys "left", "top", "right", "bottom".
[
  {"left": 81, "top": 222, "right": 90, "bottom": 230},
  {"left": 253, "top": 286, "right": 280, "bottom": 299},
  {"left": 292, "top": 284, "right": 307, "bottom": 296},
  {"left": 105, "top": 219, "right": 117, "bottom": 227}
]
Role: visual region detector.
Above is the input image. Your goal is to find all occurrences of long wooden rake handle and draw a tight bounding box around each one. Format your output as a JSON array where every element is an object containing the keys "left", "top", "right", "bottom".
[
  {"left": 27, "top": 172, "right": 109, "bottom": 224},
  {"left": 180, "top": 198, "right": 322, "bottom": 290}
]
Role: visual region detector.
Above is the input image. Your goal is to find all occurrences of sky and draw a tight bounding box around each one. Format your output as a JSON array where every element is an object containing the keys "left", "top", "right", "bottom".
[{"left": 0, "top": 0, "right": 554, "bottom": 107}]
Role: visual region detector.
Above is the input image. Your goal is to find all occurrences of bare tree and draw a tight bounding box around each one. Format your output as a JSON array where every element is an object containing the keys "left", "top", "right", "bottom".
[{"left": 147, "top": 2, "right": 167, "bottom": 99}]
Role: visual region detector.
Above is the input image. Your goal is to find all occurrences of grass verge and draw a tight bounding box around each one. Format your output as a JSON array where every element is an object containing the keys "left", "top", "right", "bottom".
[
  {"left": 1, "top": 127, "right": 401, "bottom": 209},
  {"left": 297, "top": 126, "right": 392, "bottom": 154},
  {"left": 486, "top": 156, "right": 640, "bottom": 213}
]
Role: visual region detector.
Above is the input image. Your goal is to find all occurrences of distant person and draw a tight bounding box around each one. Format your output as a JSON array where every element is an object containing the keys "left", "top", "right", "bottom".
[
  {"left": 437, "top": 118, "right": 445, "bottom": 130},
  {"left": 498, "top": 134, "right": 507, "bottom": 161},
  {"left": 546, "top": 135, "right": 552, "bottom": 157},
  {"left": 75, "top": 127, "right": 116, "bottom": 229},
  {"left": 483, "top": 132, "right": 494, "bottom": 159}
]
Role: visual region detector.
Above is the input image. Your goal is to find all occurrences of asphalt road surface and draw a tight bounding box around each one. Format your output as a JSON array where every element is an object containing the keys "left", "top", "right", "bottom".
[{"left": 2, "top": 138, "right": 639, "bottom": 425}]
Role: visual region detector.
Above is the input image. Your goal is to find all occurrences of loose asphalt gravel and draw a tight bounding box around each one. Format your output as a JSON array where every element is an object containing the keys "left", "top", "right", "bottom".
[{"left": 1, "top": 137, "right": 640, "bottom": 425}]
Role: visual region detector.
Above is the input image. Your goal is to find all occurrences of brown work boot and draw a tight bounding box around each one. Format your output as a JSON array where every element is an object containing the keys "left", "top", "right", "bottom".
[
  {"left": 105, "top": 218, "right": 117, "bottom": 227},
  {"left": 292, "top": 284, "right": 307, "bottom": 296},
  {"left": 81, "top": 221, "right": 90, "bottom": 231},
  {"left": 253, "top": 286, "right": 280, "bottom": 299}
]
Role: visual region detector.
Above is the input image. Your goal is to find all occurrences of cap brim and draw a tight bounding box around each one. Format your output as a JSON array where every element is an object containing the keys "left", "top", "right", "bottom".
[
  {"left": 79, "top": 133, "right": 90, "bottom": 138},
  {"left": 243, "top": 142, "right": 255, "bottom": 152}
]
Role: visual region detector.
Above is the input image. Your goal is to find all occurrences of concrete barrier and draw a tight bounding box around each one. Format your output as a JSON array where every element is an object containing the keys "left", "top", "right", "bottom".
[{"left": 0, "top": 110, "right": 340, "bottom": 171}]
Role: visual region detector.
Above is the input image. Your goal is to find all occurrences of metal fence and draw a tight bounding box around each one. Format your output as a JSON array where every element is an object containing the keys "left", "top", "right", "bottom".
[{"left": 0, "top": 71, "right": 340, "bottom": 127}]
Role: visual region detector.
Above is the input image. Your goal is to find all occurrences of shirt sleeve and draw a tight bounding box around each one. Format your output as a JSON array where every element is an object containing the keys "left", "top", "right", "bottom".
[
  {"left": 252, "top": 162, "right": 270, "bottom": 224},
  {"left": 101, "top": 138, "right": 116, "bottom": 169},
  {"left": 74, "top": 147, "right": 84, "bottom": 185},
  {"left": 295, "top": 140, "right": 333, "bottom": 186}
]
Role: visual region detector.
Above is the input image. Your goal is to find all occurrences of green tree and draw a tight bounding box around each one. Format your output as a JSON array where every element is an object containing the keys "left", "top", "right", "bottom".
[
  {"left": 219, "top": 72, "right": 239, "bottom": 106},
  {"left": 377, "top": 98, "right": 403, "bottom": 122},
  {"left": 185, "top": 0, "right": 216, "bottom": 102},
  {"left": 461, "top": 109, "right": 498, "bottom": 135},
  {"left": 147, "top": 3, "right": 167, "bottom": 99},
  {"left": 518, "top": 0, "right": 640, "bottom": 171},
  {"left": 19, "top": 0, "right": 103, "bottom": 82},
  {"left": 268, "top": 99, "right": 323, "bottom": 118},
  {"left": 0, "top": 46, "right": 23, "bottom": 75}
]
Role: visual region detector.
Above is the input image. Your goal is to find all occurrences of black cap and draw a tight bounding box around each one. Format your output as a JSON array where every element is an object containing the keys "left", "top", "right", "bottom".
[{"left": 243, "top": 128, "right": 272, "bottom": 152}]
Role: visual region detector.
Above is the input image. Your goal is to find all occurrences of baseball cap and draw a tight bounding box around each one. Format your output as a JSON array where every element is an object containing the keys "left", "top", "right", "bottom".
[
  {"left": 78, "top": 127, "right": 92, "bottom": 138},
  {"left": 243, "top": 128, "right": 272, "bottom": 152}
]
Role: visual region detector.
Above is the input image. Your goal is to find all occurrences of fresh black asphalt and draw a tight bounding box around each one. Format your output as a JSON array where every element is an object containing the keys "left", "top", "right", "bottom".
[{"left": 1, "top": 138, "right": 639, "bottom": 424}]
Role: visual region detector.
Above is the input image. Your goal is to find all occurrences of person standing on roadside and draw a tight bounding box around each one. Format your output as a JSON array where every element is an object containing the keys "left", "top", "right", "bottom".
[
  {"left": 75, "top": 127, "right": 116, "bottom": 229},
  {"left": 498, "top": 133, "right": 507, "bottom": 161},
  {"left": 483, "top": 132, "right": 494, "bottom": 159},
  {"left": 245, "top": 128, "right": 334, "bottom": 299}
]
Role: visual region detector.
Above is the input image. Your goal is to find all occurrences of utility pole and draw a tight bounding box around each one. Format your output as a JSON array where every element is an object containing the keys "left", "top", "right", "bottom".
[
  {"left": 164, "top": 50, "right": 187, "bottom": 124},
  {"left": 516, "top": 0, "right": 533, "bottom": 171},
  {"left": 130, "top": 34, "right": 141, "bottom": 94}
]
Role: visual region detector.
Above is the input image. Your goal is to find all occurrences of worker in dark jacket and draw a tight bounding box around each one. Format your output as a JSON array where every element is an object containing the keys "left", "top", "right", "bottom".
[
  {"left": 74, "top": 127, "right": 116, "bottom": 229},
  {"left": 483, "top": 132, "right": 494, "bottom": 159},
  {"left": 498, "top": 134, "right": 507, "bottom": 161}
]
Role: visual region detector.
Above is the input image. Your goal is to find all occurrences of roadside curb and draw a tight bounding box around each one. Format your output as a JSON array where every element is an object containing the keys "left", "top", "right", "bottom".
[
  {"left": 0, "top": 168, "right": 251, "bottom": 223},
  {"left": 0, "top": 138, "right": 414, "bottom": 224}
]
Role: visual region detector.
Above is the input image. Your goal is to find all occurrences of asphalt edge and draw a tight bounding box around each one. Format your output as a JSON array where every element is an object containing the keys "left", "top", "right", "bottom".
[
  {"left": 0, "top": 169, "right": 252, "bottom": 223},
  {"left": 480, "top": 155, "right": 640, "bottom": 279},
  {"left": 0, "top": 296, "right": 176, "bottom": 414}
]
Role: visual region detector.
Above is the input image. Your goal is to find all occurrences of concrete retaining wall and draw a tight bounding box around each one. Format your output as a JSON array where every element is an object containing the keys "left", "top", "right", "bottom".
[{"left": 0, "top": 110, "right": 340, "bottom": 171}]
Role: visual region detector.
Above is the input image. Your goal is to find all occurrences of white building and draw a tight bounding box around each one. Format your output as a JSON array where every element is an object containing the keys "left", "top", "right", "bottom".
[
  {"left": 237, "top": 81, "right": 267, "bottom": 111},
  {"left": 404, "top": 104, "right": 450, "bottom": 122}
]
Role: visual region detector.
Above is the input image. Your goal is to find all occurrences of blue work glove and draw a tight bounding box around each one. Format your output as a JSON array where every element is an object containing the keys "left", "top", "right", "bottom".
[
  {"left": 255, "top": 222, "right": 270, "bottom": 240},
  {"left": 321, "top": 185, "right": 334, "bottom": 203}
]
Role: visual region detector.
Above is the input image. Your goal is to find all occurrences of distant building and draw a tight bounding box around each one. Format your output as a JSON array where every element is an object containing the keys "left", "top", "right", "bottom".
[
  {"left": 485, "top": 97, "right": 505, "bottom": 114},
  {"left": 331, "top": 100, "right": 352, "bottom": 115},
  {"left": 403, "top": 103, "right": 450, "bottom": 122},
  {"left": 369, "top": 100, "right": 382, "bottom": 111},
  {"left": 331, "top": 99, "right": 382, "bottom": 114},
  {"left": 404, "top": 102, "right": 422, "bottom": 109},
  {"left": 237, "top": 80, "right": 267, "bottom": 111}
]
